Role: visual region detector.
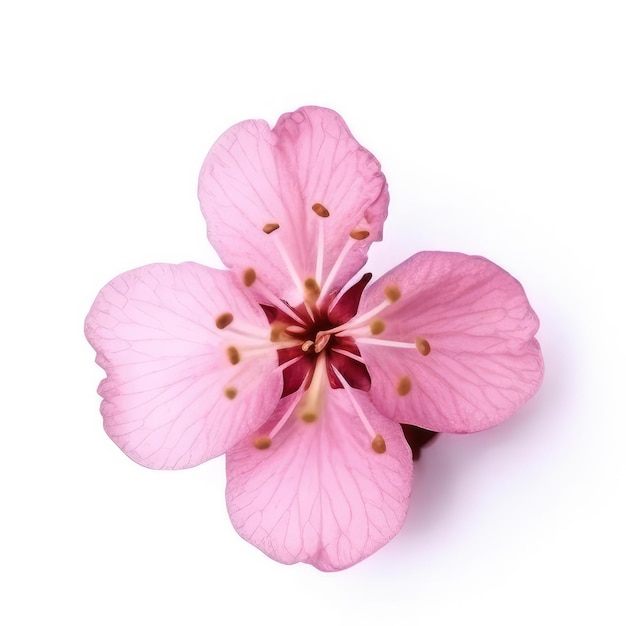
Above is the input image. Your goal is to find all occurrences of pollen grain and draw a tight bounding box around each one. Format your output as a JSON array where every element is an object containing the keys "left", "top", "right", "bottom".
[
  {"left": 312, "top": 203, "right": 330, "bottom": 217},
  {"left": 371, "top": 434, "right": 386, "bottom": 454},
  {"left": 263, "top": 222, "right": 280, "bottom": 234},
  {"left": 415, "top": 337, "right": 431, "bottom": 356},
  {"left": 253, "top": 436, "right": 272, "bottom": 450},
  {"left": 350, "top": 229, "right": 370, "bottom": 240},
  {"left": 384, "top": 285, "right": 401, "bottom": 302},
  {"left": 304, "top": 277, "right": 321, "bottom": 302},
  {"left": 397, "top": 376, "right": 411, "bottom": 396},
  {"left": 243, "top": 268, "right": 256, "bottom": 286},
  {"left": 226, "top": 346, "right": 241, "bottom": 365},
  {"left": 215, "top": 312, "right": 234, "bottom": 329},
  {"left": 224, "top": 387, "right": 238, "bottom": 399},
  {"left": 270, "top": 323, "right": 288, "bottom": 342},
  {"left": 369, "top": 319, "right": 385, "bottom": 335}
]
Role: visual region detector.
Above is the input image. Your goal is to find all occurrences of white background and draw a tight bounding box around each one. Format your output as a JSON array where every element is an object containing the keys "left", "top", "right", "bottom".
[{"left": 2, "top": 1, "right": 624, "bottom": 624}]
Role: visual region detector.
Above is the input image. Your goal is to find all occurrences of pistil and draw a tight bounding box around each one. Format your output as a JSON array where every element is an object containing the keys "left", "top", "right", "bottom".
[{"left": 297, "top": 353, "right": 327, "bottom": 423}]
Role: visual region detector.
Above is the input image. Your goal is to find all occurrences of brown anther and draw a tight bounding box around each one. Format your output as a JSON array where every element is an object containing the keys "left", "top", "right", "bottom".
[
  {"left": 270, "top": 323, "right": 288, "bottom": 342},
  {"left": 384, "top": 285, "right": 401, "bottom": 302},
  {"left": 263, "top": 222, "right": 280, "bottom": 234},
  {"left": 371, "top": 434, "right": 386, "bottom": 454},
  {"left": 369, "top": 319, "right": 385, "bottom": 335},
  {"left": 215, "top": 312, "right": 234, "bottom": 329},
  {"left": 312, "top": 203, "right": 330, "bottom": 217},
  {"left": 226, "top": 346, "right": 241, "bottom": 365},
  {"left": 301, "top": 339, "right": 315, "bottom": 352},
  {"left": 243, "top": 268, "right": 256, "bottom": 287},
  {"left": 301, "top": 412, "right": 317, "bottom": 423},
  {"left": 304, "top": 277, "right": 321, "bottom": 302},
  {"left": 350, "top": 229, "right": 370, "bottom": 240},
  {"left": 253, "top": 436, "right": 272, "bottom": 450},
  {"left": 415, "top": 337, "right": 431, "bottom": 356},
  {"left": 224, "top": 387, "right": 238, "bottom": 399},
  {"left": 397, "top": 376, "right": 411, "bottom": 396}
]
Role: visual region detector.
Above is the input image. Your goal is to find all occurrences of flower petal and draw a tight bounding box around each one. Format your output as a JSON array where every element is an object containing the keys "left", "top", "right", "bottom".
[
  {"left": 198, "top": 106, "right": 389, "bottom": 303},
  {"left": 85, "top": 263, "right": 282, "bottom": 469},
  {"left": 358, "top": 252, "right": 543, "bottom": 433},
  {"left": 225, "top": 388, "right": 413, "bottom": 571}
]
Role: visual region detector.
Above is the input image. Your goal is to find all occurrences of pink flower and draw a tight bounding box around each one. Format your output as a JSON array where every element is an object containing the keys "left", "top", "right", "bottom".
[{"left": 85, "top": 106, "right": 543, "bottom": 571}]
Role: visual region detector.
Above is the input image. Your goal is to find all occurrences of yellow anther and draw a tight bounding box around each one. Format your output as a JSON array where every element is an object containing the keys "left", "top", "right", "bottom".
[
  {"left": 384, "top": 285, "right": 401, "bottom": 302},
  {"left": 215, "top": 312, "right": 234, "bottom": 329},
  {"left": 243, "top": 268, "right": 256, "bottom": 287},
  {"left": 371, "top": 434, "right": 386, "bottom": 454},
  {"left": 263, "top": 222, "right": 280, "bottom": 234},
  {"left": 397, "top": 376, "right": 411, "bottom": 396},
  {"left": 224, "top": 387, "right": 238, "bottom": 399},
  {"left": 350, "top": 229, "right": 370, "bottom": 240},
  {"left": 415, "top": 337, "right": 431, "bottom": 356},
  {"left": 301, "top": 339, "right": 315, "bottom": 352},
  {"left": 226, "top": 346, "right": 241, "bottom": 365},
  {"left": 369, "top": 319, "right": 385, "bottom": 335},
  {"left": 253, "top": 436, "right": 272, "bottom": 450},
  {"left": 312, "top": 203, "right": 330, "bottom": 217}
]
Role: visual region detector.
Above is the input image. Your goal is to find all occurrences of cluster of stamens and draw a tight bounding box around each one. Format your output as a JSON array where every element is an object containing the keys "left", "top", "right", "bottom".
[{"left": 213, "top": 202, "right": 431, "bottom": 456}]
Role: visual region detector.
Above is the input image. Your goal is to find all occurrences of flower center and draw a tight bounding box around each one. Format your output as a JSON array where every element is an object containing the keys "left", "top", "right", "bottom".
[
  {"left": 263, "top": 272, "right": 373, "bottom": 399},
  {"left": 218, "top": 205, "right": 430, "bottom": 454}
]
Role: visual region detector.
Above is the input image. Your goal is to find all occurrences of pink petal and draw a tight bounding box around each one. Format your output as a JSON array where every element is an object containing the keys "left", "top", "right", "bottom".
[
  {"left": 198, "top": 106, "right": 389, "bottom": 303},
  {"left": 358, "top": 252, "right": 543, "bottom": 433},
  {"left": 225, "top": 388, "right": 413, "bottom": 571},
  {"left": 85, "top": 263, "right": 282, "bottom": 469}
]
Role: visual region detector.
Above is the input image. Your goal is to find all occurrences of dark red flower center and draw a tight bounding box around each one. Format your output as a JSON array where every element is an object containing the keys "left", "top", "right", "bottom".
[{"left": 261, "top": 273, "right": 373, "bottom": 398}]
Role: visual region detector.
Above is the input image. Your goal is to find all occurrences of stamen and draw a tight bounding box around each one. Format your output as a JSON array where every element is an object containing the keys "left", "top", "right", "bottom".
[
  {"left": 253, "top": 436, "right": 272, "bottom": 450},
  {"left": 301, "top": 339, "right": 315, "bottom": 352},
  {"left": 355, "top": 337, "right": 419, "bottom": 349},
  {"left": 312, "top": 203, "right": 330, "bottom": 217},
  {"left": 254, "top": 282, "right": 307, "bottom": 326},
  {"left": 272, "top": 236, "right": 305, "bottom": 299},
  {"left": 350, "top": 229, "right": 370, "bottom": 240},
  {"left": 416, "top": 337, "right": 431, "bottom": 356},
  {"left": 331, "top": 347, "right": 366, "bottom": 364},
  {"left": 215, "top": 312, "right": 234, "bottom": 329},
  {"left": 262, "top": 222, "right": 280, "bottom": 234},
  {"left": 397, "top": 376, "right": 411, "bottom": 396},
  {"left": 221, "top": 320, "right": 279, "bottom": 343},
  {"left": 243, "top": 268, "right": 256, "bottom": 287},
  {"left": 268, "top": 393, "right": 306, "bottom": 439},
  {"left": 332, "top": 365, "right": 377, "bottom": 436},
  {"left": 226, "top": 346, "right": 241, "bottom": 365},
  {"left": 369, "top": 319, "right": 385, "bottom": 335},
  {"left": 270, "top": 322, "right": 304, "bottom": 343},
  {"left": 285, "top": 325, "right": 306, "bottom": 335},
  {"left": 315, "top": 218, "right": 324, "bottom": 287},
  {"left": 371, "top": 434, "right": 386, "bottom": 454},
  {"left": 330, "top": 299, "right": 393, "bottom": 337},
  {"left": 238, "top": 341, "right": 300, "bottom": 357},
  {"left": 384, "top": 285, "right": 401, "bottom": 302},
  {"left": 304, "top": 277, "right": 321, "bottom": 304},
  {"left": 318, "top": 237, "right": 357, "bottom": 302},
  {"left": 276, "top": 354, "right": 305, "bottom": 373},
  {"left": 224, "top": 387, "right": 238, "bottom": 399}
]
